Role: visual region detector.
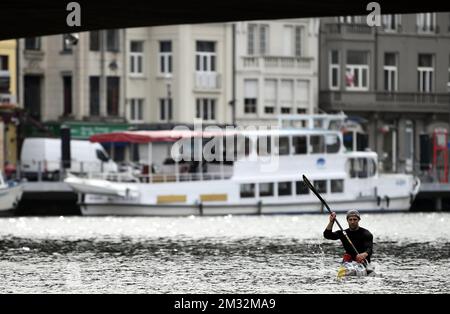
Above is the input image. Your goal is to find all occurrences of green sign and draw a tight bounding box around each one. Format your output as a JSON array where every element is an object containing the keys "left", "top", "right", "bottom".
[{"left": 31, "top": 121, "right": 133, "bottom": 139}]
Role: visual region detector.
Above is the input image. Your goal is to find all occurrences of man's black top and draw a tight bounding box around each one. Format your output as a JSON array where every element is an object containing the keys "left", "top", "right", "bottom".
[{"left": 323, "top": 227, "right": 373, "bottom": 262}]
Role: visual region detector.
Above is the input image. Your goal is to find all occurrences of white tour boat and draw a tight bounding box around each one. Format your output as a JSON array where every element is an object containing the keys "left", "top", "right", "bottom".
[{"left": 64, "top": 114, "right": 421, "bottom": 216}]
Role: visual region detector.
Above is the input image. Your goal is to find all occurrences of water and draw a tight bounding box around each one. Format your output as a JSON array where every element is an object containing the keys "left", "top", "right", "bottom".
[{"left": 0, "top": 212, "right": 449, "bottom": 293}]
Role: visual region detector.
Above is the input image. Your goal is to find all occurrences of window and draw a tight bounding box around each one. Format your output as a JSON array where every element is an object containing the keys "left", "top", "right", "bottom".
[
  {"left": 25, "top": 37, "right": 41, "bottom": 50},
  {"left": 264, "top": 79, "right": 276, "bottom": 115},
  {"left": 310, "top": 135, "right": 325, "bottom": 154},
  {"left": 280, "top": 79, "right": 293, "bottom": 113},
  {"left": 0, "top": 56, "right": 9, "bottom": 94},
  {"left": 106, "top": 30, "right": 119, "bottom": 52},
  {"left": 418, "top": 54, "right": 433, "bottom": 92},
  {"left": 417, "top": 13, "right": 436, "bottom": 33},
  {"left": 247, "top": 24, "right": 269, "bottom": 55},
  {"left": 244, "top": 79, "right": 257, "bottom": 114},
  {"left": 278, "top": 182, "right": 292, "bottom": 196},
  {"left": 62, "top": 75, "right": 72, "bottom": 116},
  {"left": 0, "top": 55, "right": 8, "bottom": 70},
  {"left": 345, "top": 51, "right": 369, "bottom": 91},
  {"left": 259, "top": 183, "right": 274, "bottom": 197},
  {"left": 240, "top": 184, "right": 255, "bottom": 198},
  {"left": 196, "top": 98, "right": 216, "bottom": 121},
  {"left": 384, "top": 53, "right": 398, "bottom": 91},
  {"left": 276, "top": 136, "right": 290, "bottom": 155},
  {"left": 283, "top": 25, "right": 293, "bottom": 56},
  {"left": 107, "top": 77, "right": 120, "bottom": 116},
  {"left": 89, "top": 76, "right": 100, "bottom": 116},
  {"left": 329, "top": 50, "right": 340, "bottom": 90},
  {"left": 382, "top": 15, "right": 400, "bottom": 31},
  {"left": 296, "top": 181, "right": 309, "bottom": 195},
  {"left": 196, "top": 41, "right": 216, "bottom": 72},
  {"left": 159, "top": 98, "right": 172, "bottom": 121},
  {"left": 62, "top": 35, "right": 73, "bottom": 53},
  {"left": 257, "top": 136, "right": 272, "bottom": 156},
  {"left": 331, "top": 179, "right": 344, "bottom": 193},
  {"left": 296, "top": 80, "right": 309, "bottom": 111},
  {"left": 314, "top": 180, "right": 327, "bottom": 194},
  {"left": 347, "top": 158, "right": 371, "bottom": 178},
  {"left": 293, "top": 136, "right": 307, "bottom": 154},
  {"left": 129, "top": 41, "right": 144, "bottom": 75},
  {"left": 326, "top": 134, "right": 340, "bottom": 153},
  {"left": 129, "top": 98, "right": 144, "bottom": 122},
  {"left": 90, "top": 31, "right": 100, "bottom": 51},
  {"left": 295, "top": 26, "right": 303, "bottom": 57},
  {"left": 159, "top": 41, "right": 172, "bottom": 75}
]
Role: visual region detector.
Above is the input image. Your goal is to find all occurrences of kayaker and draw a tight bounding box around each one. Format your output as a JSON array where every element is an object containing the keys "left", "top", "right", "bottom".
[{"left": 323, "top": 209, "right": 373, "bottom": 264}]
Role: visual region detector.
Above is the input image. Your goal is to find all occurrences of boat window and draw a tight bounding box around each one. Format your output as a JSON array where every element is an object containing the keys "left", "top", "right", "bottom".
[
  {"left": 310, "top": 135, "right": 325, "bottom": 154},
  {"left": 278, "top": 181, "right": 292, "bottom": 196},
  {"left": 276, "top": 136, "right": 290, "bottom": 155},
  {"left": 257, "top": 136, "right": 272, "bottom": 156},
  {"left": 325, "top": 134, "right": 340, "bottom": 153},
  {"left": 259, "top": 182, "right": 274, "bottom": 197},
  {"left": 240, "top": 184, "right": 255, "bottom": 198},
  {"left": 96, "top": 149, "right": 110, "bottom": 162},
  {"left": 331, "top": 179, "right": 344, "bottom": 193},
  {"left": 347, "top": 158, "right": 370, "bottom": 178},
  {"left": 293, "top": 136, "right": 307, "bottom": 154},
  {"left": 313, "top": 180, "right": 327, "bottom": 193},
  {"left": 296, "top": 181, "right": 310, "bottom": 195},
  {"left": 368, "top": 158, "right": 377, "bottom": 177}
]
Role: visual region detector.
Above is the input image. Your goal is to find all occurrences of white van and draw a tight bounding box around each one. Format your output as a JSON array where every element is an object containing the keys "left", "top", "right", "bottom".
[{"left": 20, "top": 138, "right": 118, "bottom": 180}]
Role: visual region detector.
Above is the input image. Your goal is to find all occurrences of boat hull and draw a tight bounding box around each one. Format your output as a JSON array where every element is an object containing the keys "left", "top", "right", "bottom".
[
  {"left": 79, "top": 196, "right": 411, "bottom": 216},
  {"left": 0, "top": 184, "right": 23, "bottom": 213}
]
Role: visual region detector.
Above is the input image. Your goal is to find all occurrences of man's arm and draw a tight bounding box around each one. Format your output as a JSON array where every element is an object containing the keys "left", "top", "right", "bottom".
[
  {"left": 356, "top": 230, "right": 373, "bottom": 263},
  {"left": 323, "top": 212, "right": 340, "bottom": 240}
]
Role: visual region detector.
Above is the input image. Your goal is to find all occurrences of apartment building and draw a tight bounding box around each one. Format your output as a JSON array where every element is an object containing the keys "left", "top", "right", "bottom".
[
  {"left": 319, "top": 13, "right": 450, "bottom": 173},
  {"left": 235, "top": 18, "right": 320, "bottom": 127}
]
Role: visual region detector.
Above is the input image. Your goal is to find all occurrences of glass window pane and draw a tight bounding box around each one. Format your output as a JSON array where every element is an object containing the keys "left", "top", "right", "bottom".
[
  {"left": 259, "top": 183, "right": 274, "bottom": 197},
  {"left": 240, "top": 184, "right": 255, "bottom": 198},
  {"left": 296, "top": 181, "right": 309, "bottom": 195},
  {"left": 278, "top": 182, "right": 292, "bottom": 196},
  {"left": 313, "top": 180, "right": 327, "bottom": 193},
  {"left": 331, "top": 179, "right": 344, "bottom": 193}
]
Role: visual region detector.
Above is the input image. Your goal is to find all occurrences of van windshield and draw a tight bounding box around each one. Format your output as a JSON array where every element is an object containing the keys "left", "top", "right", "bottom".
[{"left": 96, "top": 149, "right": 110, "bottom": 162}]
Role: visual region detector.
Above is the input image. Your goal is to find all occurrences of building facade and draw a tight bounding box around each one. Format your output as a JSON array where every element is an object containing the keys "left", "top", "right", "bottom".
[
  {"left": 235, "top": 18, "right": 320, "bottom": 127},
  {"left": 319, "top": 13, "right": 450, "bottom": 174},
  {"left": 0, "top": 39, "right": 19, "bottom": 171}
]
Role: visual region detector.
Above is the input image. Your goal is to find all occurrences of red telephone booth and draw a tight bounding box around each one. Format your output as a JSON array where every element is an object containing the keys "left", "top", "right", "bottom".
[{"left": 432, "top": 128, "right": 448, "bottom": 183}]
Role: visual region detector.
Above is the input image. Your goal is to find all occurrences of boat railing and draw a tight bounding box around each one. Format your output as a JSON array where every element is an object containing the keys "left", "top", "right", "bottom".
[{"left": 83, "top": 171, "right": 233, "bottom": 183}]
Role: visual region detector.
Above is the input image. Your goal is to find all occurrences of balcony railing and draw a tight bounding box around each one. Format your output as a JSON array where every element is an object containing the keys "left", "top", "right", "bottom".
[
  {"left": 242, "top": 56, "right": 312, "bottom": 71},
  {"left": 320, "top": 91, "right": 450, "bottom": 112},
  {"left": 324, "top": 23, "right": 374, "bottom": 35},
  {"left": 194, "top": 72, "right": 221, "bottom": 90}
]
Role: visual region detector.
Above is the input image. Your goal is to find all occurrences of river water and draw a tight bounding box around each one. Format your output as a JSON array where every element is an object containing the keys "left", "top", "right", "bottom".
[{"left": 0, "top": 212, "right": 448, "bottom": 294}]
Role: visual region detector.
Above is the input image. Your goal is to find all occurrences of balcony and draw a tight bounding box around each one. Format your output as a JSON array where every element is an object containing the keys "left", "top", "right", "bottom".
[
  {"left": 194, "top": 72, "right": 221, "bottom": 90},
  {"left": 322, "top": 23, "right": 375, "bottom": 40},
  {"left": 242, "top": 56, "right": 313, "bottom": 73},
  {"left": 319, "top": 91, "right": 450, "bottom": 113}
]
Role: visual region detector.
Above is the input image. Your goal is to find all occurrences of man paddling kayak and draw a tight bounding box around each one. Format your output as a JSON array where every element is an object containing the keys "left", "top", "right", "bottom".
[{"left": 324, "top": 210, "right": 373, "bottom": 264}]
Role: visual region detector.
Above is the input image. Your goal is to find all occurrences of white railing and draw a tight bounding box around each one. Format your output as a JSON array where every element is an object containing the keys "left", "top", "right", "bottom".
[
  {"left": 242, "top": 56, "right": 312, "bottom": 70},
  {"left": 194, "top": 72, "right": 221, "bottom": 89}
]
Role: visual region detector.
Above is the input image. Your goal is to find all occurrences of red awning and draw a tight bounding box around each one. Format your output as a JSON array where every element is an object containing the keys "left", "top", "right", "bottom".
[{"left": 89, "top": 130, "right": 237, "bottom": 143}]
